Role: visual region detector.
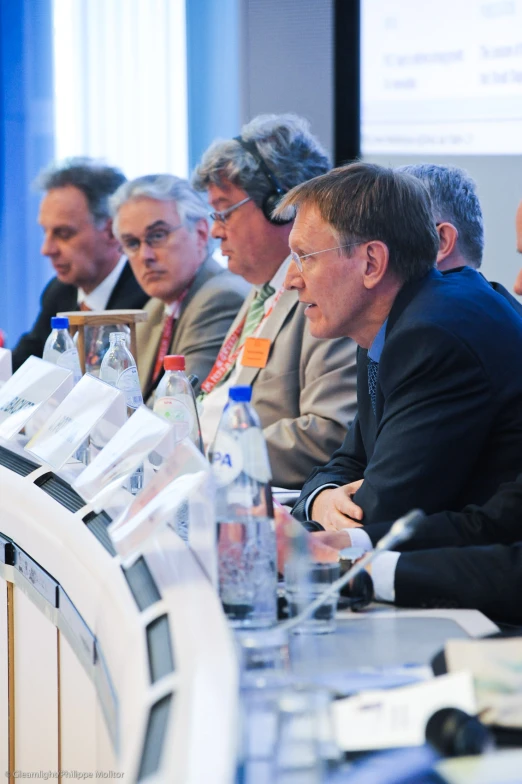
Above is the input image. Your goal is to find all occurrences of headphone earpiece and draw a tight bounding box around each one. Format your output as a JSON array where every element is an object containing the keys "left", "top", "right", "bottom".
[{"left": 234, "top": 136, "right": 293, "bottom": 225}]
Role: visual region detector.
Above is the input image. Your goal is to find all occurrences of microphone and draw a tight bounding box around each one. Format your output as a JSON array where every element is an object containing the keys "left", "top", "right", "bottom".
[
  {"left": 425, "top": 707, "right": 494, "bottom": 757},
  {"left": 279, "top": 509, "right": 426, "bottom": 634}
]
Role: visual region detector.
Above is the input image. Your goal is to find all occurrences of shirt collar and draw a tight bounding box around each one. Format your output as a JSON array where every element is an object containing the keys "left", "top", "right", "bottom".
[
  {"left": 368, "top": 318, "right": 388, "bottom": 363},
  {"left": 163, "top": 283, "right": 192, "bottom": 319},
  {"left": 77, "top": 256, "right": 126, "bottom": 311},
  {"left": 253, "top": 256, "right": 291, "bottom": 305}
]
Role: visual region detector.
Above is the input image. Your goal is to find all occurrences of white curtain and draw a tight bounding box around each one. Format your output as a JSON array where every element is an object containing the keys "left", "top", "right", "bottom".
[{"left": 52, "top": 0, "right": 188, "bottom": 179}]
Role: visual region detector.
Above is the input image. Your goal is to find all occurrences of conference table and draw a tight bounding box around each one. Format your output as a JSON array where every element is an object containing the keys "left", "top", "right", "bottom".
[{"left": 0, "top": 435, "right": 520, "bottom": 783}]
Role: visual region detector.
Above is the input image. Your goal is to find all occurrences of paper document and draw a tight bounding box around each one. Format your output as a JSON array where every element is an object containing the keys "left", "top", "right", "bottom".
[{"left": 446, "top": 637, "right": 522, "bottom": 728}]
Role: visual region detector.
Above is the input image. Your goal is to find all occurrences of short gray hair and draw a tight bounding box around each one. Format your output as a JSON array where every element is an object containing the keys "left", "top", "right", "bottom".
[
  {"left": 192, "top": 114, "right": 330, "bottom": 208},
  {"left": 35, "top": 157, "right": 126, "bottom": 226},
  {"left": 398, "top": 164, "right": 484, "bottom": 268},
  {"left": 109, "top": 174, "right": 211, "bottom": 239}
]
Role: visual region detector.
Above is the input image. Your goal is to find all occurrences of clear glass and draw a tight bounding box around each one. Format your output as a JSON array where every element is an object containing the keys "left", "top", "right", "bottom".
[
  {"left": 284, "top": 562, "right": 340, "bottom": 634},
  {"left": 78, "top": 324, "right": 130, "bottom": 377},
  {"left": 210, "top": 394, "right": 276, "bottom": 629},
  {"left": 153, "top": 368, "right": 203, "bottom": 451},
  {"left": 99, "top": 332, "right": 144, "bottom": 494}
]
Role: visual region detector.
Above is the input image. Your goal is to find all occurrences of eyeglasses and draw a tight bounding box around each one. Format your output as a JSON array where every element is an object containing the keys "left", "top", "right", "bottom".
[
  {"left": 120, "top": 224, "right": 183, "bottom": 256},
  {"left": 290, "top": 243, "right": 362, "bottom": 273},
  {"left": 209, "top": 196, "right": 252, "bottom": 224}
]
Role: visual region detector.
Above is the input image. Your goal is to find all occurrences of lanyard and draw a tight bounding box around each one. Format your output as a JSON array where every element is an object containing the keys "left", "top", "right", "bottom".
[{"left": 200, "top": 286, "right": 284, "bottom": 395}]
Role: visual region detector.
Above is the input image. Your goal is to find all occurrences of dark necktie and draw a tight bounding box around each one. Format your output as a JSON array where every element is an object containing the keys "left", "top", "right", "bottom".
[{"left": 367, "top": 357, "right": 379, "bottom": 415}]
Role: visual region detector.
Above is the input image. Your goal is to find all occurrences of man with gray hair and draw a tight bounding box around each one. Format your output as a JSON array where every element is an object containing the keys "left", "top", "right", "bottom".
[
  {"left": 12, "top": 157, "right": 148, "bottom": 370},
  {"left": 110, "top": 174, "right": 249, "bottom": 401},
  {"left": 399, "top": 163, "right": 484, "bottom": 271},
  {"left": 192, "top": 114, "right": 357, "bottom": 489},
  {"left": 402, "top": 163, "right": 522, "bottom": 313}
]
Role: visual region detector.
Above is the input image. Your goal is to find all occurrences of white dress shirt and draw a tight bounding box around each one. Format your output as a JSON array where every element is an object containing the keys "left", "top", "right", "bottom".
[
  {"left": 199, "top": 258, "right": 290, "bottom": 451},
  {"left": 77, "top": 256, "right": 126, "bottom": 310}
]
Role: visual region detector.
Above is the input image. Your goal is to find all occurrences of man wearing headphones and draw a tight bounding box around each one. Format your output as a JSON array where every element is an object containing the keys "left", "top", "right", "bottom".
[{"left": 193, "top": 114, "right": 357, "bottom": 489}]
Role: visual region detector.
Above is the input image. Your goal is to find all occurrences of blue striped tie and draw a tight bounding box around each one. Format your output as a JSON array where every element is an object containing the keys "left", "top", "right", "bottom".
[{"left": 367, "top": 357, "right": 379, "bottom": 415}]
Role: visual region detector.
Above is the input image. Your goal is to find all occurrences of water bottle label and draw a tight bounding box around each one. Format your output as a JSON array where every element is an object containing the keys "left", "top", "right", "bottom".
[
  {"left": 211, "top": 431, "right": 243, "bottom": 487},
  {"left": 57, "top": 348, "right": 82, "bottom": 384},
  {"left": 117, "top": 366, "right": 143, "bottom": 409},
  {"left": 153, "top": 395, "right": 194, "bottom": 441},
  {"left": 240, "top": 428, "right": 272, "bottom": 483}
]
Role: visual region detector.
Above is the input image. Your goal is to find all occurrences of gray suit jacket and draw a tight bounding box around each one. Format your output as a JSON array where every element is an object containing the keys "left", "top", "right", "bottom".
[
  {"left": 210, "top": 287, "right": 358, "bottom": 489},
  {"left": 137, "top": 256, "right": 250, "bottom": 400}
]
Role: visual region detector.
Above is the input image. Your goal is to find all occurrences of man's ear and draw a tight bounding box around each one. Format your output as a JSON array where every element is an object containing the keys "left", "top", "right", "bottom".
[
  {"left": 436, "top": 222, "right": 458, "bottom": 266},
  {"left": 363, "top": 240, "right": 389, "bottom": 289},
  {"left": 100, "top": 217, "right": 119, "bottom": 244},
  {"left": 194, "top": 218, "right": 210, "bottom": 258}
]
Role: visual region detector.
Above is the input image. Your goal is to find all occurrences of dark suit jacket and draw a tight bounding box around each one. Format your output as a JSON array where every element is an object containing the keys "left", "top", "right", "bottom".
[
  {"left": 395, "top": 541, "right": 522, "bottom": 624},
  {"left": 294, "top": 267, "right": 522, "bottom": 529},
  {"left": 12, "top": 262, "right": 147, "bottom": 371},
  {"left": 365, "top": 475, "right": 522, "bottom": 549}
]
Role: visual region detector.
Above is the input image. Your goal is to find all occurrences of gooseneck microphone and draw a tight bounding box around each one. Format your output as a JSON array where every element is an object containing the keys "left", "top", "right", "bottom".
[{"left": 279, "top": 509, "right": 426, "bottom": 634}]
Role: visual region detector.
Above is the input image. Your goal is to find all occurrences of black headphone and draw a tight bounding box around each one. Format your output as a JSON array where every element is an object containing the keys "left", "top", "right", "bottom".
[{"left": 234, "top": 136, "right": 292, "bottom": 225}]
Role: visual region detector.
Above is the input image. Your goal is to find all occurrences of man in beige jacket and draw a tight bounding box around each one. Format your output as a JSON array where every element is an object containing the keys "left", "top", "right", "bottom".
[{"left": 193, "top": 114, "right": 357, "bottom": 489}]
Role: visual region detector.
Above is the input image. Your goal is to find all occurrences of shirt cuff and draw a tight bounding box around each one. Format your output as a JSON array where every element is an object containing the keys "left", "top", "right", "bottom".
[
  {"left": 344, "top": 527, "right": 374, "bottom": 552},
  {"left": 304, "top": 483, "right": 339, "bottom": 520},
  {"left": 371, "top": 551, "right": 401, "bottom": 603}
]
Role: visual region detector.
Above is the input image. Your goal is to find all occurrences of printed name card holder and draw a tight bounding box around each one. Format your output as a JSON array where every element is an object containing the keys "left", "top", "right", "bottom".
[
  {"left": 73, "top": 405, "right": 174, "bottom": 512},
  {"left": 0, "top": 347, "right": 12, "bottom": 385},
  {"left": 26, "top": 373, "right": 127, "bottom": 471},
  {"left": 0, "top": 355, "right": 74, "bottom": 440},
  {"left": 108, "top": 439, "right": 217, "bottom": 585}
]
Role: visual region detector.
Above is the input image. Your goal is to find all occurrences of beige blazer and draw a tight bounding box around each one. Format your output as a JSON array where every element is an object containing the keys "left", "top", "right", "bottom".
[
  {"left": 206, "top": 286, "right": 358, "bottom": 489},
  {"left": 137, "top": 256, "right": 250, "bottom": 400}
]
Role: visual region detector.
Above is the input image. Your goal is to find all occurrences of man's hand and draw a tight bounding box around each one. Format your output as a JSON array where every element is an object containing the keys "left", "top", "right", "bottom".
[
  {"left": 274, "top": 503, "right": 339, "bottom": 572},
  {"left": 312, "top": 530, "right": 352, "bottom": 550},
  {"left": 310, "top": 480, "right": 364, "bottom": 531}
]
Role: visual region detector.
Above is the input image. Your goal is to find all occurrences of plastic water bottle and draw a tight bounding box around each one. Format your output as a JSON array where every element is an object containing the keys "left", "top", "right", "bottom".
[
  {"left": 99, "top": 332, "right": 144, "bottom": 493},
  {"left": 153, "top": 355, "right": 203, "bottom": 451},
  {"left": 43, "top": 316, "right": 82, "bottom": 384},
  {"left": 99, "top": 332, "right": 143, "bottom": 413},
  {"left": 210, "top": 385, "right": 276, "bottom": 628},
  {"left": 43, "top": 316, "right": 87, "bottom": 464}
]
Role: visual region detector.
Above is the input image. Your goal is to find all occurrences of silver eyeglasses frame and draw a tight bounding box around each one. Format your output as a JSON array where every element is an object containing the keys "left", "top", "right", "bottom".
[
  {"left": 120, "top": 224, "right": 183, "bottom": 257},
  {"left": 290, "top": 242, "right": 363, "bottom": 272},
  {"left": 209, "top": 196, "right": 252, "bottom": 224}
]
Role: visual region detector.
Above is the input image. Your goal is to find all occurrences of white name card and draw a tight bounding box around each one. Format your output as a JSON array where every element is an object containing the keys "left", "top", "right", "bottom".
[
  {"left": 26, "top": 373, "right": 127, "bottom": 471},
  {"left": 73, "top": 405, "right": 173, "bottom": 510},
  {"left": 0, "top": 356, "right": 73, "bottom": 439},
  {"left": 333, "top": 671, "right": 476, "bottom": 752},
  {"left": 109, "top": 439, "right": 216, "bottom": 582},
  {"left": 0, "top": 348, "right": 12, "bottom": 384}
]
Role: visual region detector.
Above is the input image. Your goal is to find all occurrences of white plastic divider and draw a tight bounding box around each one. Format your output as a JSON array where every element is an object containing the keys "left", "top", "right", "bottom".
[{"left": 0, "top": 462, "right": 239, "bottom": 782}]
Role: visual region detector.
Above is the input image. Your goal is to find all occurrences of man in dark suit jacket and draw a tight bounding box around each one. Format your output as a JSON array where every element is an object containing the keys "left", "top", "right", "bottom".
[
  {"left": 12, "top": 158, "right": 147, "bottom": 371},
  {"left": 313, "top": 475, "right": 522, "bottom": 623},
  {"left": 273, "top": 163, "right": 522, "bottom": 536},
  {"left": 399, "top": 163, "right": 522, "bottom": 316}
]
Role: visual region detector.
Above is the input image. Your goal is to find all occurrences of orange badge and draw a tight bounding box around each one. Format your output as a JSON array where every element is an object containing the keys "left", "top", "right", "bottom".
[{"left": 241, "top": 337, "right": 271, "bottom": 368}]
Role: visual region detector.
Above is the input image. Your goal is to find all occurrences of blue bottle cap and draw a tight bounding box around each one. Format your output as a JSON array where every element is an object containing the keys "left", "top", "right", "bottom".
[
  {"left": 229, "top": 385, "right": 252, "bottom": 402},
  {"left": 51, "top": 316, "right": 69, "bottom": 329}
]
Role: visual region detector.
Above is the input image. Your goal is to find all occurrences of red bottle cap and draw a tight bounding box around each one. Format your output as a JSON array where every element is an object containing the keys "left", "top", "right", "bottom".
[{"left": 164, "top": 355, "right": 185, "bottom": 371}]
